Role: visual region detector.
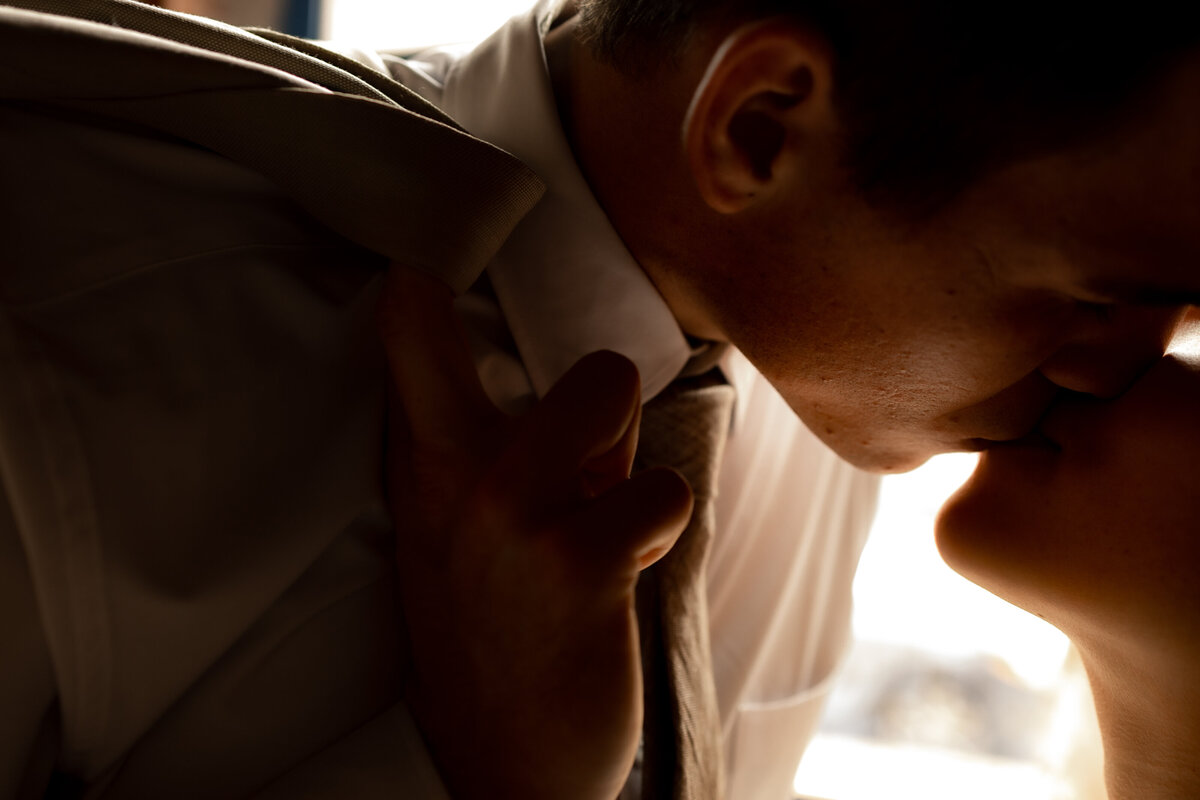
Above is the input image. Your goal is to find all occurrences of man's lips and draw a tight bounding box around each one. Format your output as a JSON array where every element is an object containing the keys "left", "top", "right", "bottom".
[
  {"left": 940, "top": 370, "right": 1061, "bottom": 449},
  {"left": 961, "top": 437, "right": 996, "bottom": 453},
  {"left": 970, "top": 430, "right": 1061, "bottom": 453},
  {"left": 967, "top": 432, "right": 1062, "bottom": 492}
]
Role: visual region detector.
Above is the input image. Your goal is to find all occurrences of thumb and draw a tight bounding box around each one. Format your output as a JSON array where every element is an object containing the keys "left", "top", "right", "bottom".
[{"left": 569, "top": 466, "right": 694, "bottom": 585}]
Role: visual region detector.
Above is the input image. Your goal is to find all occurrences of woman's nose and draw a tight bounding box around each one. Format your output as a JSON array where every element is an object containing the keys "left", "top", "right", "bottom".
[{"left": 1038, "top": 304, "right": 1186, "bottom": 398}]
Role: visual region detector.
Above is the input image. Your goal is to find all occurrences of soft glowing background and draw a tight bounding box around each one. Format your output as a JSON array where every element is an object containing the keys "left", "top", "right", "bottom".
[{"left": 793, "top": 454, "right": 1101, "bottom": 800}]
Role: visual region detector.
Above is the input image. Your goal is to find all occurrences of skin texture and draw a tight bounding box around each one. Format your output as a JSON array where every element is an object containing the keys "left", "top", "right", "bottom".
[
  {"left": 937, "top": 343, "right": 1200, "bottom": 799},
  {"left": 553, "top": 17, "right": 1194, "bottom": 471}
]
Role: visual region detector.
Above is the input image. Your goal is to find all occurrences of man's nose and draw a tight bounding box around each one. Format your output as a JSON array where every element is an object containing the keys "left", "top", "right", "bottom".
[{"left": 1038, "top": 304, "right": 1187, "bottom": 398}]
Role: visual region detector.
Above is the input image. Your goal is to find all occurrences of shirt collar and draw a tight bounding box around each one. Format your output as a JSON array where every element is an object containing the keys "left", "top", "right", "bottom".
[{"left": 437, "top": 0, "right": 693, "bottom": 402}]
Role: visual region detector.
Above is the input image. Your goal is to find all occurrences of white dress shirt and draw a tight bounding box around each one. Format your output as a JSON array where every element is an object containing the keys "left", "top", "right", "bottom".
[{"left": 348, "top": 3, "right": 883, "bottom": 796}]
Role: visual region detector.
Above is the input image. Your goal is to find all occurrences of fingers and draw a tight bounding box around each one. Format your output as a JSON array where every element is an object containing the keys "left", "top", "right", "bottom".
[
  {"left": 498, "top": 350, "right": 643, "bottom": 505},
  {"left": 377, "top": 263, "right": 502, "bottom": 443},
  {"left": 570, "top": 466, "right": 694, "bottom": 578},
  {"left": 378, "top": 274, "right": 678, "bottom": 578},
  {"left": 581, "top": 400, "right": 641, "bottom": 499}
]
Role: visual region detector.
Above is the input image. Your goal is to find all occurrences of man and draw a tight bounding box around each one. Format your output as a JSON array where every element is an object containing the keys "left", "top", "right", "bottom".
[
  {"left": 371, "top": 1, "right": 1197, "bottom": 797},
  {"left": 2, "top": 0, "right": 1197, "bottom": 798}
]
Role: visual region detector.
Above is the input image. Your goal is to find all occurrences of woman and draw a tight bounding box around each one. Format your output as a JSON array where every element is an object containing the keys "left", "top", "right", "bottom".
[{"left": 938, "top": 338, "right": 1200, "bottom": 799}]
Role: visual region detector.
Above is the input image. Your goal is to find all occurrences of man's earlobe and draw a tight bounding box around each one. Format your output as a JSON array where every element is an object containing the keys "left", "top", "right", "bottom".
[{"left": 683, "top": 19, "right": 834, "bottom": 214}]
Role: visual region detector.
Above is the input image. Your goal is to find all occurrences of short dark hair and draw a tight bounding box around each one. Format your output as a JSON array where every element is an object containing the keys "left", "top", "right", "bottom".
[{"left": 578, "top": 0, "right": 1200, "bottom": 213}]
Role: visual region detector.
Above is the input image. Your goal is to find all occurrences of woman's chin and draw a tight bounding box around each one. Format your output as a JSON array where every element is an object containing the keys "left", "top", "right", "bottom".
[{"left": 935, "top": 440, "right": 1064, "bottom": 614}]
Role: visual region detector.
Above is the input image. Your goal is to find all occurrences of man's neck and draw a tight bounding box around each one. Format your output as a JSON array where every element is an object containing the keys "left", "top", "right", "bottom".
[{"left": 542, "top": 16, "right": 729, "bottom": 343}]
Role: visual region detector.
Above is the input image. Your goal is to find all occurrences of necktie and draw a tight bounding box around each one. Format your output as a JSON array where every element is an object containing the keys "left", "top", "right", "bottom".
[
  {"left": 0, "top": 0, "right": 545, "bottom": 294},
  {"left": 635, "top": 354, "right": 734, "bottom": 800}
]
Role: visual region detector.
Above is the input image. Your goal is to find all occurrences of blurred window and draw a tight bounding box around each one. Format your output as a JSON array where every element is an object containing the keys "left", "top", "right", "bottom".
[{"left": 794, "top": 455, "right": 1103, "bottom": 800}]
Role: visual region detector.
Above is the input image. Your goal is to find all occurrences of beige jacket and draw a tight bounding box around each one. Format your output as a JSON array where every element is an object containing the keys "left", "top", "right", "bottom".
[{"left": 0, "top": 1, "right": 542, "bottom": 796}]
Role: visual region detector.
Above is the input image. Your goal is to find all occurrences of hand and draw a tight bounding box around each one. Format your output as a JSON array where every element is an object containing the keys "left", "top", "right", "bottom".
[{"left": 377, "top": 264, "right": 693, "bottom": 800}]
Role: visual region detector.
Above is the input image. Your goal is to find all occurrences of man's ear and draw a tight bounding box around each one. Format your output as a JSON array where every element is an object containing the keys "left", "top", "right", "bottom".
[{"left": 683, "top": 19, "right": 836, "bottom": 214}]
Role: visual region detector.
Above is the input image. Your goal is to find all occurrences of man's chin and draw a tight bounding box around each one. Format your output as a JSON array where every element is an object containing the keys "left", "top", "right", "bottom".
[
  {"left": 824, "top": 439, "right": 939, "bottom": 474},
  {"left": 806, "top": 416, "right": 1033, "bottom": 473}
]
